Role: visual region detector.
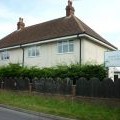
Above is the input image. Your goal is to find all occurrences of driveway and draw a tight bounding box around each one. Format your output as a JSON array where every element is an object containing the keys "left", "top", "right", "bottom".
[{"left": 0, "top": 106, "right": 58, "bottom": 120}]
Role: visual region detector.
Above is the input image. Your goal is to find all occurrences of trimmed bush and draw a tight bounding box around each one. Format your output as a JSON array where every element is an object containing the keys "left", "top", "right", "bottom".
[{"left": 0, "top": 63, "right": 106, "bottom": 81}]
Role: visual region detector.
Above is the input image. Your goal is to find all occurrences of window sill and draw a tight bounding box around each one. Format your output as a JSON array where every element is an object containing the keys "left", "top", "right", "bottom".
[
  {"left": 57, "top": 52, "right": 74, "bottom": 55},
  {"left": 28, "top": 56, "right": 40, "bottom": 58}
]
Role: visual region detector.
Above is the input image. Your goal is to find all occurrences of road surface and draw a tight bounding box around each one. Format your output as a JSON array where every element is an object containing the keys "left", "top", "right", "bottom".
[{"left": 0, "top": 106, "right": 55, "bottom": 120}]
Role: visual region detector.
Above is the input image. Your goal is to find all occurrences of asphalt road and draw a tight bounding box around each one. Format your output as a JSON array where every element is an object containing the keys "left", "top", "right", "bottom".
[{"left": 0, "top": 107, "right": 55, "bottom": 120}]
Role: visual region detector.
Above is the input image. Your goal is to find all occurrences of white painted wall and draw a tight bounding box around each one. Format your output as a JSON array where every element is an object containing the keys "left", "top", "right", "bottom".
[
  {"left": 9, "top": 48, "right": 23, "bottom": 64},
  {"left": 81, "top": 38, "right": 110, "bottom": 64},
  {"left": 24, "top": 39, "right": 80, "bottom": 67},
  {"left": 0, "top": 48, "right": 23, "bottom": 66}
]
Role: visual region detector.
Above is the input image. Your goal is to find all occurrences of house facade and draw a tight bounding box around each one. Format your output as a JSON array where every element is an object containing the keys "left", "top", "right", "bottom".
[{"left": 0, "top": 0, "right": 117, "bottom": 68}]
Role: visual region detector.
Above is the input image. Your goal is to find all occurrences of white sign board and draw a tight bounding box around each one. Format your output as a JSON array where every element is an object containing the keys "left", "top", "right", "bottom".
[{"left": 104, "top": 51, "right": 120, "bottom": 67}]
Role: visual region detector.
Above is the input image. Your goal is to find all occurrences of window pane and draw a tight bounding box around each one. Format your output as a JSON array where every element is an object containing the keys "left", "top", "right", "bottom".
[
  {"left": 63, "top": 44, "right": 68, "bottom": 53},
  {"left": 63, "top": 41, "right": 67, "bottom": 45},
  {"left": 28, "top": 48, "right": 32, "bottom": 56},
  {"left": 69, "top": 40, "right": 74, "bottom": 52},
  {"left": 63, "top": 40, "right": 68, "bottom": 53},
  {"left": 32, "top": 48, "right": 35, "bottom": 56},
  {"left": 7, "top": 52, "right": 9, "bottom": 59},
  {"left": 28, "top": 49, "right": 31, "bottom": 56},
  {"left": 69, "top": 44, "right": 74, "bottom": 52},
  {"left": 58, "top": 41, "right": 62, "bottom": 53},
  {"left": 58, "top": 45, "right": 62, "bottom": 53},
  {"left": 36, "top": 48, "right": 39, "bottom": 56}
]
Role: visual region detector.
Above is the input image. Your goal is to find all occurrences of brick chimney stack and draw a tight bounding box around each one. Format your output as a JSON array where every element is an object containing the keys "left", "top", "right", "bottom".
[
  {"left": 66, "top": 0, "right": 75, "bottom": 16},
  {"left": 17, "top": 17, "right": 25, "bottom": 30}
]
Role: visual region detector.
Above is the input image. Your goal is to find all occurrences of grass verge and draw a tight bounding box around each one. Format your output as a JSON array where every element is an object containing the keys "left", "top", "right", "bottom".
[{"left": 0, "top": 90, "right": 120, "bottom": 120}]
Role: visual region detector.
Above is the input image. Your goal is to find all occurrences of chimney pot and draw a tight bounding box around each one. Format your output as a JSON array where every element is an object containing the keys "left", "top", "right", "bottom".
[
  {"left": 66, "top": 0, "right": 75, "bottom": 16},
  {"left": 17, "top": 17, "right": 25, "bottom": 30}
]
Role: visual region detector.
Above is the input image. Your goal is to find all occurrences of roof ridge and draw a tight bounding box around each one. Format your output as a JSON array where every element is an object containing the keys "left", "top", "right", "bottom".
[
  {"left": 72, "top": 15, "right": 85, "bottom": 33},
  {"left": 24, "top": 16, "right": 66, "bottom": 30}
]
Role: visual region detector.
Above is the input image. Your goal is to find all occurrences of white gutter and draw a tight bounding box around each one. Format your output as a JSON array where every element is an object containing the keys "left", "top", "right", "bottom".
[
  {"left": 22, "top": 35, "right": 77, "bottom": 47},
  {"left": 79, "top": 34, "right": 117, "bottom": 51},
  {"left": 0, "top": 45, "right": 20, "bottom": 51}
]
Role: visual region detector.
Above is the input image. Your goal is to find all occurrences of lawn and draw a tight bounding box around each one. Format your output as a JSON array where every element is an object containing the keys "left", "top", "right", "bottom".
[{"left": 0, "top": 90, "right": 120, "bottom": 120}]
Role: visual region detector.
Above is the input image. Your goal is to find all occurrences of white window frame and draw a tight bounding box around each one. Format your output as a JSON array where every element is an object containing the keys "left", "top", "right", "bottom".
[
  {"left": 1, "top": 50, "right": 10, "bottom": 60},
  {"left": 57, "top": 40, "right": 74, "bottom": 54},
  {"left": 28, "top": 46, "right": 40, "bottom": 57}
]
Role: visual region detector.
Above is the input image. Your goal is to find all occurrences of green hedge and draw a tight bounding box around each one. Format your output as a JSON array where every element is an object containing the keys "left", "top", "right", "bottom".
[{"left": 0, "top": 63, "right": 106, "bottom": 81}]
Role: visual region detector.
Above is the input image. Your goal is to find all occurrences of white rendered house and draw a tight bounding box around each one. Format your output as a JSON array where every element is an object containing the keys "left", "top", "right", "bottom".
[{"left": 0, "top": 1, "right": 117, "bottom": 68}]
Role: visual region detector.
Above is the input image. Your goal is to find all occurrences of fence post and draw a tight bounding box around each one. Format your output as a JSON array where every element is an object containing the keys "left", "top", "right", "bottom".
[
  {"left": 1, "top": 81, "right": 4, "bottom": 89},
  {"left": 72, "top": 85, "right": 76, "bottom": 96},
  {"left": 29, "top": 83, "right": 32, "bottom": 93}
]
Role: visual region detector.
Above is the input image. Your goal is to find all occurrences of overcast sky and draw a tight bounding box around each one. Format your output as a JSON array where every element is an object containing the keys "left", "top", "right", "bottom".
[{"left": 0, "top": 0, "right": 120, "bottom": 49}]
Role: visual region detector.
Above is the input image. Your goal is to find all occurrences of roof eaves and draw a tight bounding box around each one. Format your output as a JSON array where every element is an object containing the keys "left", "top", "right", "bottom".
[
  {"left": 78, "top": 33, "right": 117, "bottom": 50},
  {"left": 0, "top": 45, "right": 21, "bottom": 51},
  {"left": 85, "top": 33, "right": 117, "bottom": 49}
]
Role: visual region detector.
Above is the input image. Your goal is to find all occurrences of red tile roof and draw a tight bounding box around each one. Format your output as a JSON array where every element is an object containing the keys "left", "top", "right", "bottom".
[{"left": 0, "top": 15, "right": 117, "bottom": 49}]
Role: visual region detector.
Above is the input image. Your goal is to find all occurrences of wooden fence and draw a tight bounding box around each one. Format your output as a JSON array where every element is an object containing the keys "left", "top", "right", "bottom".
[
  {"left": 76, "top": 77, "right": 120, "bottom": 98},
  {"left": 0, "top": 77, "right": 120, "bottom": 98}
]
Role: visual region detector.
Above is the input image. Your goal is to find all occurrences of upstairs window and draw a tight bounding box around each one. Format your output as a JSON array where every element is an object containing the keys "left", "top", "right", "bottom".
[
  {"left": 58, "top": 40, "right": 74, "bottom": 53},
  {"left": 28, "top": 46, "right": 40, "bottom": 57},
  {"left": 1, "top": 50, "right": 9, "bottom": 60}
]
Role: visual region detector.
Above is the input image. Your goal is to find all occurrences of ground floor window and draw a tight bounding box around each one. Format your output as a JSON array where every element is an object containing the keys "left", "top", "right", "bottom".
[{"left": 1, "top": 50, "right": 9, "bottom": 60}]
